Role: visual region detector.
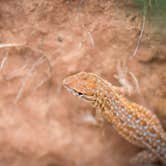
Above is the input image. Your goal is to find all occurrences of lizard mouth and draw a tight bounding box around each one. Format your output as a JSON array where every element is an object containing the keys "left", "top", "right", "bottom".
[
  {"left": 64, "top": 86, "right": 95, "bottom": 101},
  {"left": 64, "top": 85, "right": 83, "bottom": 97}
]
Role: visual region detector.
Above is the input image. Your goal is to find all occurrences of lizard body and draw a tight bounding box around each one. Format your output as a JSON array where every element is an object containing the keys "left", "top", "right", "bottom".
[{"left": 63, "top": 72, "right": 166, "bottom": 165}]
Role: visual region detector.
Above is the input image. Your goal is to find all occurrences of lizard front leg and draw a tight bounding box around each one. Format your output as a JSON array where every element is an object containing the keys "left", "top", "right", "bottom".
[
  {"left": 82, "top": 109, "right": 105, "bottom": 127},
  {"left": 130, "top": 150, "right": 159, "bottom": 166},
  {"left": 93, "top": 108, "right": 105, "bottom": 127},
  {"left": 115, "top": 60, "right": 140, "bottom": 96}
]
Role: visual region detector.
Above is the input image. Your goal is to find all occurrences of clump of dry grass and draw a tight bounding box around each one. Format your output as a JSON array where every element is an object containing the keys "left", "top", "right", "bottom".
[
  {"left": 0, "top": 44, "right": 52, "bottom": 103},
  {"left": 15, "top": 50, "right": 52, "bottom": 103}
]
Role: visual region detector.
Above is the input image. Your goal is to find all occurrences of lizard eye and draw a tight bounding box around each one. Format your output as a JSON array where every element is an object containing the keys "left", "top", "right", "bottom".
[{"left": 77, "top": 92, "right": 84, "bottom": 96}]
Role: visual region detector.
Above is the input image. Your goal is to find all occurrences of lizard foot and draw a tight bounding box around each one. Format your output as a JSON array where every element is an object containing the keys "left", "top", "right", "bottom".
[
  {"left": 114, "top": 60, "right": 140, "bottom": 96},
  {"left": 82, "top": 110, "right": 104, "bottom": 128}
]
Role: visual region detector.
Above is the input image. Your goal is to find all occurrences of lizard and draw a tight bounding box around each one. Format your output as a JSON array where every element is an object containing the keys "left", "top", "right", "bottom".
[{"left": 63, "top": 72, "right": 166, "bottom": 165}]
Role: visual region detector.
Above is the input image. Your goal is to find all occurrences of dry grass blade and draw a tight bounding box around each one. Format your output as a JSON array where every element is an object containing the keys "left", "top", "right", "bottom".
[{"left": 15, "top": 56, "right": 46, "bottom": 103}]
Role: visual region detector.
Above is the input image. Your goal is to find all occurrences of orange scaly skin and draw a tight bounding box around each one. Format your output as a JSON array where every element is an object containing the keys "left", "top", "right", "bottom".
[{"left": 63, "top": 72, "right": 166, "bottom": 165}]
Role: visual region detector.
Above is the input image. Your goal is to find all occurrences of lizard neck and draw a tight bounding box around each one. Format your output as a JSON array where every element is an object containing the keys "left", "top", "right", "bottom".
[{"left": 92, "top": 82, "right": 116, "bottom": 112}]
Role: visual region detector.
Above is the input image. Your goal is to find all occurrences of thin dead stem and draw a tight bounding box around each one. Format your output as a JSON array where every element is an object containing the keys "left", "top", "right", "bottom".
[
  {"left": 32, "top": 76, "right": 50, "bottom": 92},
  {"left": 82, "top": 25, "right": 95, "bottom": 48},
  {"left": 132, "top": 15, "right": 146, "bottom": 57},
  {"left": 0, "top": 43, "right": 23, "bottom": 71},
  {"left": 32, "top": 63, "right": 52, "bottom": 92},
  {"left": 0, "top": 55, "right": 8, "bottom": 71},
  {"left": 87, "top": 31, "right": 95, "bottom": 47},
  {"left": 5, "top": 64, "right": 28, "bottom": 80},
  {"left": 129, "top": 71, "right": 140, "bottom": 94}
]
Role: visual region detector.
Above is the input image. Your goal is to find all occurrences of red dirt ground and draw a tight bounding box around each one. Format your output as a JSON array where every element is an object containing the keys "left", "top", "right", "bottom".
[{"left": 0, "top": 0, "right": 165, "bottom": 166}]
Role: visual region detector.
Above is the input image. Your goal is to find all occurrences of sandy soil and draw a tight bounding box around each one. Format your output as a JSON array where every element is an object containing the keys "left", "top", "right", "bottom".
[{"left": 0, "top": 0, "right": 165, "bottom": 166}]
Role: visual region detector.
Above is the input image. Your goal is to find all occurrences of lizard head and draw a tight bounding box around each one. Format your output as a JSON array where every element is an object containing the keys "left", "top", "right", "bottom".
[{"left": 63, "top": 72, "right": 99, "bottom": 101}]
